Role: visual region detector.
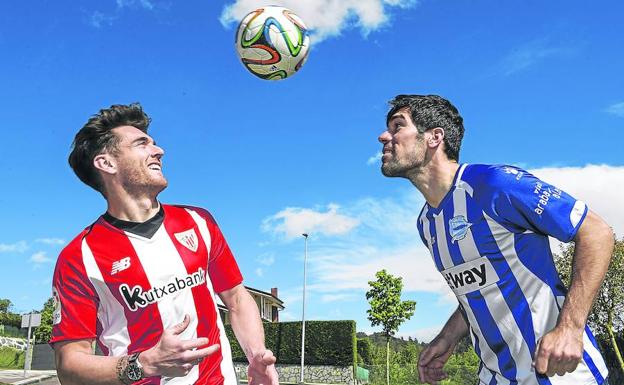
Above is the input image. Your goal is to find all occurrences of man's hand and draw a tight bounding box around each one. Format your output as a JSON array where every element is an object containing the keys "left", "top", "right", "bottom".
[
  {"left": 418, "top": 335, "right": 455, "bottom": 385},
  {"left": 140, "top": 314, "right": 220, "bottom": 378},
  {"left": 247, "top": 349, "right": 278, "bottom": 385},
  {"left": 533, "top": 325, "right": 583, "bottom": 377}
]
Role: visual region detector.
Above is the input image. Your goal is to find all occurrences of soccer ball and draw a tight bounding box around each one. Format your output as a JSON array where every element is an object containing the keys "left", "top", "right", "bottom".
[{"left": 235, "top": 6, "right": 310, "bottom": 80}]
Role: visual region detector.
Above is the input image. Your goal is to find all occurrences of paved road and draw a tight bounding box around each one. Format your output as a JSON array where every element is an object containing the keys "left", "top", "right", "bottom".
[{"left": 36, "top": 379, "right": 59, "bottom": 385}]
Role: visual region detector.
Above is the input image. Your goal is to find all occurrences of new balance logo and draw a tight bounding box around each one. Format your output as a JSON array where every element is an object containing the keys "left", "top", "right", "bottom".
[
  {"left": 111, "top": 257, "right": 131, "bottom": 275},
  {"left": 441, "top": 256, "right": 499, "bottom": 296}
]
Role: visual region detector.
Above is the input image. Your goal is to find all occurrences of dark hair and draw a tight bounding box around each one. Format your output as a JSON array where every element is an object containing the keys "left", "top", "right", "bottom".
[
  {"left": 386, "top": 95, "right": 465, "bottom": 161},
  {"left": 68, "top": 103, "right": 151, "bottom": 193}
]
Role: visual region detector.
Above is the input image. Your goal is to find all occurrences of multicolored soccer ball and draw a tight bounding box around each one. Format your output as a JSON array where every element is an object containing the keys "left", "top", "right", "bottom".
[{"left": 235, "top": 6, "right": 310, "bottom": 80}]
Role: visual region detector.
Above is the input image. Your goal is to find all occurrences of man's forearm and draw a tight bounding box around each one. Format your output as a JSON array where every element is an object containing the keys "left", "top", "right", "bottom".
[
  {"left": 558, "top": 211, "right": 614, "bottom": 331},
  {"left": 55, "top": 343, "right": 121, "bottom": 385},
  {"left": 437, "top": 306, "right": 469, "bottom": 344},
  {"left": 226, "top": 288, "right": 268, "bottom": 361}
]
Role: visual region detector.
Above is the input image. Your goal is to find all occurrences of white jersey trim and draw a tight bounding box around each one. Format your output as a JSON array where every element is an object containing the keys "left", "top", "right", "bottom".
[
  {"left": 453, "top": 189, "right": 537, "bottom": 384},
  {"left": 127, "top": 226, "right": 199, "bottom": 385},
  {"left": 188, "top": 208, "right": 238, "bottom": 385},
  {"left": 81, "top": 238, "right": 131, "bottom": 356}
]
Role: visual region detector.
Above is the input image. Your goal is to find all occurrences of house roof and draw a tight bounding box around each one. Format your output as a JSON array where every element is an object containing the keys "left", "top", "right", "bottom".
[
  {"left": 245, "top": 286, "right": 284, "bottom": 305},
  {"left": 216, "top": 286, "right": 285, "bottom": 311}
]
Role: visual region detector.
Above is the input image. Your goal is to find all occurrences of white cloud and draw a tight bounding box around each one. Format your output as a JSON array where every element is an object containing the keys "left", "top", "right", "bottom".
[
  {"left": 605, "top": 102, "right": 624, "bottom": 117},
  {"left": 89, "top": 11, "right": 116, "bottom": 28},
  {"left": 116, "top": 0, "right": 154, "bottom": 10},
  {"left": 256, "top": 253, "right": 275, "bottom": 266},
  {"left": 255, "top": 267, "right": 264, "bottom": 277},
  {"left": 367, "top": 151, "right": 382, "bottom": 165},
  {"left": 321, "top": 293, "right": 357, "bottom": 303},
  {"left": 311, "top": 244, "right": 449, "bottom": 295},
  {"left": 262, "top": 204, "right": 360, "bottom": 240},
  {"left": 220, "top": 0, "right": 419, "bottom": 42},
  {"left": 499, "top": 39, "right": 575, "bottom": 76},
  {"left": 0, "top": 241, "right": 28, "bottom": 253},
  {"left": 30, "top": 251, "right": 52, "bottom": 265},
  {"left": 278, "top": 287, "right": 306, "bottom": 308},
  {"left": 397, "top": 326, "right": 442, "bottom": 343},
  {"left": 529, "top": 165, "right": 624, "bottom": 236},
  {"left": 36, "top": 238, "right": 65, "bottom": 246},
  {"left": 89, "top": 0, "right": 160, "bottom": 29},
  {"left": 279, "top": 311, "right": 298, "bottom": 321}
]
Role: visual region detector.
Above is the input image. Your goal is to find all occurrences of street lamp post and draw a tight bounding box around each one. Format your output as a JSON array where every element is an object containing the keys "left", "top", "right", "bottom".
[{"left": 299, "top": 233, "right": 309, "bottom": 385}]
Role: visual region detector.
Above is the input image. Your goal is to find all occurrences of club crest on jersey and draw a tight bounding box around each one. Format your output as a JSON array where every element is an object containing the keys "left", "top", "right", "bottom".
[
  {"left": 174, "top": 229, "right": 198, "bottom": 252},
  {"left": 449, "top": 215, "right": 472, "bottom": 243}
]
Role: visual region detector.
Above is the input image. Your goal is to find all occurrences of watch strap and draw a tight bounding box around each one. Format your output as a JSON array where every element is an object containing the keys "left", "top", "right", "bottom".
[
  {"left": 116, "top": 355, "right": 132, "bottom": 385},
  {"left": 117, "top": 353, "right": 144, "bottom": 385}
]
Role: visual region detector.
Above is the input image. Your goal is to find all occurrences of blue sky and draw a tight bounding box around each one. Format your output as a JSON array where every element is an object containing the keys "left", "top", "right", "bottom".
[{"left": 1, "top": 0, "right": 623, "bottom": 342}]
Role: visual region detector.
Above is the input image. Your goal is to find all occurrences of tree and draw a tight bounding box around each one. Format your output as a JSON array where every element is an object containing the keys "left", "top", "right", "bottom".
[
  {"left": 444, "top": 347, "right": 480, "bottom": 385},
  {"left": 357, "top": 338, "right": 374, "bottom": 365},
  {"left": 0, "top": 298, "right": 21, "bottom": 328},
  {"left": 34, "top": 297, "right": 55, "bottom": 343},
  {"left": 0, "top": 299, "right": 11, "bottom": 314},
  {"left": 554, "top": 236, "right": 624, "bottom": 375},
  {"left": 366, "top": 270, "right": 416, "bottom": 385}
]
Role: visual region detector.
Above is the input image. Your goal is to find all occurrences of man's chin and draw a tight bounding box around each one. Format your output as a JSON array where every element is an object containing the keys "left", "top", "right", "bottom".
[
  {"left": 381, "top": 164, "right": 403, "bottom": 178},
  {"left": 150, "top": 178, "right": 168, "bottom": 195}
]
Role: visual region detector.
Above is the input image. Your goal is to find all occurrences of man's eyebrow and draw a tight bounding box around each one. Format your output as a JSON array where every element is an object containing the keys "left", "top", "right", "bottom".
[
  {"left": 388, "top": 114, "right": 406, "bottom": 123},
  {"left": 131, "top": 136, "right": 153, "bottom": 145}
]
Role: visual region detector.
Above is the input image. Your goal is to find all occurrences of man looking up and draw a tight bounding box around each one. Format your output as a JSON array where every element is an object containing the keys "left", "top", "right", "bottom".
[
  {"left": 51, "top": 103, "right": 278, "bottom": 385},
  {"left": 378, "top": 94, "right": 613, "bottom": 385}
]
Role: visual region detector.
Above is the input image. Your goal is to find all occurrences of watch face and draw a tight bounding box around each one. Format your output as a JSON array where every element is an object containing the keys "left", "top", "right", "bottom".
[{"left": 127, "top": 364, "right": 143, "bottom": 381}]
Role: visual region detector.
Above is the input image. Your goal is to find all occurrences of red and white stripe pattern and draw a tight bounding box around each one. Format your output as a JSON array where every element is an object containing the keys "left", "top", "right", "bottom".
[{"left": 51, "top": 205, "right": 243, "bottom": 385}]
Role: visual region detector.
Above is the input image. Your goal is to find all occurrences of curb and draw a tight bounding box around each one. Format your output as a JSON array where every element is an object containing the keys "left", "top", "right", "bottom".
[{"left": 11, "top": 375, "right": 55, "bottom": 385}]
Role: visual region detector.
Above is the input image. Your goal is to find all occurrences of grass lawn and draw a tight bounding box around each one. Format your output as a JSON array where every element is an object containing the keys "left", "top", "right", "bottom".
[{"left": 0, "top": 346, "right": 24, "bottom": 370}]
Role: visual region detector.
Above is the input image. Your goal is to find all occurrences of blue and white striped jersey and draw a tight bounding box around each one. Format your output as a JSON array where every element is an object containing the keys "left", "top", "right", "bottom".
[{"left": 417, "top": 164, "right": 608, "bottom": 385}]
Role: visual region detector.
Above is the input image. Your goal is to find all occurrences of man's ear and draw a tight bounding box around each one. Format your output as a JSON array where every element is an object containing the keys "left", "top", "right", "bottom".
[
  {"left": 93, "top": 154, "right": 116, "bottom": 175},
  {"left": 427, "top": 127, "right": 445, "bottom": 148}
]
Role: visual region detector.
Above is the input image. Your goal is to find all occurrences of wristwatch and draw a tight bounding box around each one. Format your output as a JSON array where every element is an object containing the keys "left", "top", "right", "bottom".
[{"left": 117, "top": 352, "right": 144, "bottom": 384}]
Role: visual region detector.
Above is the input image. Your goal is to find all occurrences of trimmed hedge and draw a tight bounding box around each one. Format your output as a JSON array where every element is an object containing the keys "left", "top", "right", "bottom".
[
  {"left": 225, "top": 320, "right": 356, "bottom": 366},
  {"left": 0, "top": 325, "right": 27, "bottom": 338}
]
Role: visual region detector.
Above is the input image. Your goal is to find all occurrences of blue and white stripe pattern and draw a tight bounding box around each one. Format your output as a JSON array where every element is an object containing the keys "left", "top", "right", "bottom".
[{"left": 416, "top": 164, "right": 608, "bottom": 385}]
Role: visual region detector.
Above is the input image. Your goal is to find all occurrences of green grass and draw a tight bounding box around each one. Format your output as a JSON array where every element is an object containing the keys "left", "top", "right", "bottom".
[{"left": 0, "top": 346, "right": 25, "bottom": 369}]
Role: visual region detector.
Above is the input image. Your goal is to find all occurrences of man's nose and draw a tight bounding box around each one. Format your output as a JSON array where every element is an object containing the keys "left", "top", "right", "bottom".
[
  {"left": 152, "top": 144, "right": 165, "bottom": 158},
  {"left": 378, "top": 130, "right": 391, "bottom": 143}
]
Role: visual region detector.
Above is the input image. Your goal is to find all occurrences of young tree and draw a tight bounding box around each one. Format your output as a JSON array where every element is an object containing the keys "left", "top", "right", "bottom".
[
  {"left": 366, "top": 269, "right": 416, "bottom": 385},
  {"left": 34, "top": 297, "right": 55, "bottom": 343},
  {"left": 554, "top": 236, "right": 624, "bottom": 375}
]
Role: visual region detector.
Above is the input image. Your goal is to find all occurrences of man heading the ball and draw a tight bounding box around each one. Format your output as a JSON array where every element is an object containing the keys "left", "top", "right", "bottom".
[
  {"left": 51, "top": 103, "right": 278, "bottom": 385},
  {"left": 378, "top": 94, "right": 613, "bottom": 385}
]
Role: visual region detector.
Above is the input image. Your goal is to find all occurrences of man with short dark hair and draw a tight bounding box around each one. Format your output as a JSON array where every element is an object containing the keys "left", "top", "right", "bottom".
[
  {"left": 378, "top": 95, "right": 613, "bottom": 385},
  {"left": 51, "top": 103, "right": 278, "bottom": 385}
]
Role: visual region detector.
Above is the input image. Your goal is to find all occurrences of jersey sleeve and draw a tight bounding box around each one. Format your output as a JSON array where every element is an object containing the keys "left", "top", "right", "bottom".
[
  {"left": 196, "top": 209, "right": 244, "bottom": 293},
  {"left": 49, "top": 236, "right": 99, "bottom": 345},
  {"left": 482, "top": 165, "right": 587, "bottom": 242}
]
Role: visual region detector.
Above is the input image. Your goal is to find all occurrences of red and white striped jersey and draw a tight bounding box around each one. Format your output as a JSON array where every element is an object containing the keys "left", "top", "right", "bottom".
[{"left": 50, "top": 204, "right": 243, "bottom": 385}]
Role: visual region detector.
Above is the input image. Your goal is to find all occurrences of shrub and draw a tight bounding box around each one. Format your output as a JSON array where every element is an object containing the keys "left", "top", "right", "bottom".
[{"left": 226, "top": 320, "right": 356, "bottom": 366}]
